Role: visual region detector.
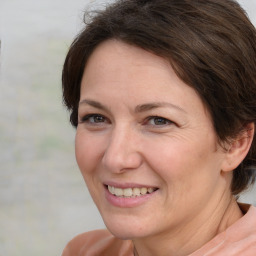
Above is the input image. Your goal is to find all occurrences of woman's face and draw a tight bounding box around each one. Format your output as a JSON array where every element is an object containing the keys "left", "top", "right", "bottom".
[{"left": 76, "top": 40, "right": 230, "bottom": 239}]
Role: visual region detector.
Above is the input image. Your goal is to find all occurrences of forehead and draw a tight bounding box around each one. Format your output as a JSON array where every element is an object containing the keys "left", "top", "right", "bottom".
[
  {"left": 83, "top": 39, "right": 172, "bottom": 82},
  {"left": 81, "top": 39, "right": 209, "bottom": 117},
  {"left": 82, "top": 40, "right": 179, "bottom": 94}
]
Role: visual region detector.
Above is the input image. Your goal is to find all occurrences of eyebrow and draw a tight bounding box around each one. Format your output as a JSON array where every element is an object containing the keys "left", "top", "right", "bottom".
[
  {"left": 79, "top": 99, "right": 110, "bottom": 112},
  {"left": 135, "top": 102, "right": 186, "bottom": 114},
  {"left": 79, "top": 99, "right": 186, "bottom": 114}
]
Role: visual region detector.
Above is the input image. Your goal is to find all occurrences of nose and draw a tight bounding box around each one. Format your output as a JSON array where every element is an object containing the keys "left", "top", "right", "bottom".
[{"left": 102, "top": 126, "right": 143, "bottom": 173}]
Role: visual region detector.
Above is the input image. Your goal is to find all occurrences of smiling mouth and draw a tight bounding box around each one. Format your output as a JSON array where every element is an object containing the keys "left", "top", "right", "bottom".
[{"left": 107, "top": 185, "right": 158, "bottom": 198}]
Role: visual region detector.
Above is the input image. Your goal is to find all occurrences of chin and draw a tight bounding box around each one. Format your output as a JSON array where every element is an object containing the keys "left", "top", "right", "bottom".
[
  {"left": 106, "top": 226, "right": 143, "bottom": 240},
  {"left": 102, "top": 215, "right": 149, "bottom": 240}
]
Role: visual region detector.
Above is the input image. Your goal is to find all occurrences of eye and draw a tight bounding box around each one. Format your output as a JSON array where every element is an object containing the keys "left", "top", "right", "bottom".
[
  {"left": 146, "top": 116, "right": 173, "bottom": 126},
  {"left": 80, "top": 114, "right": 108, "bottom": 124}
]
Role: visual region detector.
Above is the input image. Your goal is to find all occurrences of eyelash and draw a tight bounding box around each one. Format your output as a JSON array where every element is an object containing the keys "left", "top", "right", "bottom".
[
  {"left": 80, "top": 114, "right": 174, "bottom": 127},
  {"left": 79, "top": 114, "right": 108, "bottom": 124},
  {"left": 145, "top": 116, "right": 173, "bottom": 126}
]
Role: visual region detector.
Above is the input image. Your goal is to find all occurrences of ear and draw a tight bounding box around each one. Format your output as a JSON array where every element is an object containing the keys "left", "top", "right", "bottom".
[{"left": 221, "top": 122, "right": 255, "bottom": 172}]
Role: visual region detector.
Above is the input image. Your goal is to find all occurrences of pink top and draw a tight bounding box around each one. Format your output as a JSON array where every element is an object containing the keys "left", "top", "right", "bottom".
[{"left": 62, "top": 204, "right": 256, "bottom": 256}]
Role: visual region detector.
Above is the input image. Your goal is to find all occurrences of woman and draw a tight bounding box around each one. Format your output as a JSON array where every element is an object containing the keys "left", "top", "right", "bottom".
[{"left": 62, "top": 0, "right": 256, "bottom": 255}]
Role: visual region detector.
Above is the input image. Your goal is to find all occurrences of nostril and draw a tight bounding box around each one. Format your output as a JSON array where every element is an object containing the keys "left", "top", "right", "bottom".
[{"left": 102, "top": 150, "right": 143, "bottom": 173}]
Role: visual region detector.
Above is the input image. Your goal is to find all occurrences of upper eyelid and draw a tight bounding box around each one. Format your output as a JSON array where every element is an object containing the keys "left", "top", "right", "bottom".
[
  {"left": 146, "top": 115, "right": 172, "bottom": 121},
  {"left": 78, "top": 112, "right": 175, "bottom": 125},
  {"left": 78, "top": 100, "right": 112, "bottom": 118},
  {"left": 79, "top": 113, "right": 109, "bottom": 123},
  {"left": 145, "top": 116, "right": 173, "bottom": 124}
]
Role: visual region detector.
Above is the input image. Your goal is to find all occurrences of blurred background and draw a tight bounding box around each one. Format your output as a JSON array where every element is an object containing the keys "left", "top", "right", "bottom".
[{"left": 0, "top": 0, "right": 255, "bottom": 255}]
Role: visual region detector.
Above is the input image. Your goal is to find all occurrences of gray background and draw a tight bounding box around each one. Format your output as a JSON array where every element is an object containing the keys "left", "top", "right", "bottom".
[{"left": 0, "top": 0, "right": 255, "bottom": 255}]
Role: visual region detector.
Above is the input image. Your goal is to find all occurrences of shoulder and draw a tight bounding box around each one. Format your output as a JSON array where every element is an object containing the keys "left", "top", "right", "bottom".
[
  {"left": 191, "top": 204, "right": 256, "bottom": 256},
  {"left": 62, "top": 229, "right": 134, "bottom": 256}
]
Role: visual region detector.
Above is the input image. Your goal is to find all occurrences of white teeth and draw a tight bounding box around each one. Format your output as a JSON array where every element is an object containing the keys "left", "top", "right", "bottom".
[
  {"left": 147, "top": 188, "right": 154, "bottom": 193},
  {"left": 115, "top": 188, "right": 123, "bottom": 197},
  {"left": 140, "top": 187, "right": 147, "bottom": 195},
  {"left": 110, "top": 186, "right": 115, "bottom": 194},
  {"left": 123, "top": 188, "right": 133, "bottom": 197},
  {"left": 108, "top": 185, "right": 157, "bottom": 197},
  {"left": 133, "top": 188, "right": 141, "bottom": 196}
]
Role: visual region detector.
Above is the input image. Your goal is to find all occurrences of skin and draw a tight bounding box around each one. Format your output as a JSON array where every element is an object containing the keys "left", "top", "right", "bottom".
[{"left": 75, "top": 40, "right": 251, "bottom": 256}]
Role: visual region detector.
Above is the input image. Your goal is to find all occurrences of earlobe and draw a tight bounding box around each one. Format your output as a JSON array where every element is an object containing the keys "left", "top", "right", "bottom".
[{"left": 221, "top": 123, "right": 255, "bottom": 172}]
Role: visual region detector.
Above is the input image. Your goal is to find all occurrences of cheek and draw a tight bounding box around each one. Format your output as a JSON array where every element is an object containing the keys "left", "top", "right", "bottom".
[
  {"left": 75, "top": 130, "right": 104, "bottom": 176},
  {"left": 75, "top": 131, "right": 107, "bottom": 206},
  {"left": 147, "top": 142, "right": 222, "bottom": 214},
  {"left": 145, "top": 137, "right": 219, "bottom": 187}
]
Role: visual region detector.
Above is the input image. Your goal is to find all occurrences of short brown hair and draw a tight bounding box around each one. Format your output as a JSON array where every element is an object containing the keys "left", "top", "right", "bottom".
[{"left": 62, "top": 0, "right": 256, "bottom": 195}]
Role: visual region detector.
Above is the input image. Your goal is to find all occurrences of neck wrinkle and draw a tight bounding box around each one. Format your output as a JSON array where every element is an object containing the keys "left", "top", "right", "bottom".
[
  {"left": 132, "top": 192, "right": 242, "bottom": 256},
  {"left": 216, "top": 196, "right": 243, "bottom": 234}
]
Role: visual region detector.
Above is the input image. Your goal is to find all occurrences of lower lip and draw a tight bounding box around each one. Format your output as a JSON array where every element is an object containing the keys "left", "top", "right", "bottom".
[{"left": 104, "top": 186, "right": 158, "bottom": 208}]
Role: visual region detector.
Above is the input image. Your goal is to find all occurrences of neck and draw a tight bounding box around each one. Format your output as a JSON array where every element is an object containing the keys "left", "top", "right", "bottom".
[
  {"left": 133, "top": 195, "right": 243, "bottom": 256},
  {"left": 216, "top": 196, "right": 243, "bottom": 233}
]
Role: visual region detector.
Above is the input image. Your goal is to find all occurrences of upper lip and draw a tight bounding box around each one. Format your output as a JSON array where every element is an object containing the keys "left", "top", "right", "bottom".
[{"left": 104, "top": 181, "right": 159, "bottom": 189}]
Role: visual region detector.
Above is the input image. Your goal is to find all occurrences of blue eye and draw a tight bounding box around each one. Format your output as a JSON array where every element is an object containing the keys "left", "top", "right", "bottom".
[
  {"left": 81, "top": 114, "right": 107, "bottom": 124},
  {"left": 147, "top": 116, "right": 172, "bottom": 126}
]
